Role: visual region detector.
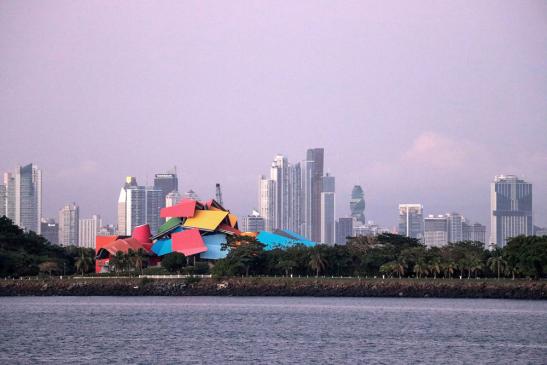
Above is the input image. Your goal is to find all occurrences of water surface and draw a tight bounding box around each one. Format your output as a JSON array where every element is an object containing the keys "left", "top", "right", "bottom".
[{"left": 1, "top": 297, "right": 546, "bottom": 364}]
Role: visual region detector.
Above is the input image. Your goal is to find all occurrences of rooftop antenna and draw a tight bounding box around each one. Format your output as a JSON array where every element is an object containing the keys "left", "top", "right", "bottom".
[{"left": 215, "top": 183, "right": 223, "bottom": 206}]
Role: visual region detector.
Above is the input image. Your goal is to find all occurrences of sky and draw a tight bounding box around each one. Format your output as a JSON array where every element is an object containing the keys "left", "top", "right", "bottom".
[{"left": 1, "top": 1, "right": 546, "bottom": 232}]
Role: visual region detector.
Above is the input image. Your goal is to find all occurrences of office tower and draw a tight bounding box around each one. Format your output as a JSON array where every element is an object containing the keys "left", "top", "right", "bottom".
[
  {"left": 59, "top": 202, "right": 79, "bottom": 246},
  {"left": 153, "top": 171, "right": 178, "bottom": 224},
  {"left": 79, "top": 215, "right": 101, "bottom": 248},
  {"left": 98, "top": 225, "right": 116, "bottom": 236},
  {"left": 153, "top": 172, "right": 179, "bottom": 201},
  {"left": 40, "top": 218, "right": 59, "bottom": 245},
  {"left": 301, "top": 159, "right": 314, "bottom": 239},
  {"left": 0, "top": 184, "right": 6, "bottom": 217},
  {"left": 462, "top": 221, "right": 486, "bottom": 244},
  {"left": 320, "top": 174, "right": 335, "bottom": 244},
  {"left": 166, "top": 190, "right": 181, "bottom": 207},
  {"left": 447, "top": 213, "right": 463, "bottom": 243},
  {"left": 241, "top": 210, "right": 266, "bottom": 232},
  {"left": 336, "top": 217, "right": 353, "bottom": 244},
  {"left": 304, "top": 148, "right": 324, "bottom": 241},
  {"left": 117, "top": 177, "right": 162, "bottom": 236},
  {"left": 270, "top": 155, "right": 290, "bottom": 230},
  {"left": 288, "top": 162, "right": 302, "bottom": 233},
  {"left": 398, "top": 204, "right": 424, "bottom": 240},
  {"left": 3, "top": 172, "right": 15, "bottom": 222},
  {"left": 424, "top": 215, "right": 448, "bottom": 247},
  {"left": 350, "top": 185, "right": 366, "bottom": 225},
  {"left": 2, "top": 164, "right": 42, "bottom": 233},
  {"left": 145, "top": 187, "right": 163, "bottom": 234},
  {"left": 490, "top": 175, "right": 533, "bottom": 247},
  {"left": 258, "top": 176, "right": 276, "bottom": 232}
]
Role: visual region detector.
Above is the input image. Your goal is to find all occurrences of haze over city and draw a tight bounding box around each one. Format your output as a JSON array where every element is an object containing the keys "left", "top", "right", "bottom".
[{"left": 1, "top": 1, "right": 546, "bottom": 229}]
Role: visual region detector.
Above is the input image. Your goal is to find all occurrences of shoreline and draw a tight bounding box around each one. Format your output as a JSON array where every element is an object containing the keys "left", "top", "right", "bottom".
[{"left": 1, "top": 277, "right": 545, "bottom": 299}]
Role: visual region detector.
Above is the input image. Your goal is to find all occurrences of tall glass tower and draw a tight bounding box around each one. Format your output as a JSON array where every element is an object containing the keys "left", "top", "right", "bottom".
[
  {"left": 350, "top": 185, "right": 365, "bottom": 225},
  {"left": 490, "top": 175, "right": 532, "bottom": 248}
]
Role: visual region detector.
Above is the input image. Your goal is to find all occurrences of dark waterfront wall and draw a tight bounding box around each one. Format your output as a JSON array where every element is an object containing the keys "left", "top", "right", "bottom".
[{"left": 0, "top": 278, "right": 545, "bottom": 299}]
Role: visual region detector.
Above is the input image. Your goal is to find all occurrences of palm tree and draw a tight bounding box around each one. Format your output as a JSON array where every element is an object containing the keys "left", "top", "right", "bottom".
[
  {"left": 109, "top": 251, "right": 126, "bottom": 273},
  {"left": 470, "top": 257, "right": 483, "bottom": 278},
  {"left": 429, "top": 259, "right": 441, "bottom": 280},
  {"left": 487, "top": 255, "right": 507, "bottom": 280},
  {"left": 309, "top": 251, "right": 327, "bottom": 278},
  {"left": 132, "top": 248, "right": 148, "bottom": 274},
  {"left": 441, "top": 260, "right": 456, "bottom": 279},
  {"left": 75, "top": 249, "right": 94, "bottom": 275},
  {"left": 277, "top": 259, "right": 297, "bottom": 276},
  {"left": 413, "top": 262, "right": 428, "bottom": 279}
]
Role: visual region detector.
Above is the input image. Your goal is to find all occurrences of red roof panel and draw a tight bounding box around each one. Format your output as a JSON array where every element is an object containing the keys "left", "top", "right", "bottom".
[
  {"left": 171, "top": 228, "right": 208, "bottom": 256},
  {"left": 160, "top": 199, "right": 197, "bottom": 218}
]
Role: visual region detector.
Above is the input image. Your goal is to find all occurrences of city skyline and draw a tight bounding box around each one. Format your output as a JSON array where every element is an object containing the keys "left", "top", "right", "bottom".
[{"left": 1, "top": 1, "right": 546, "bottom": 230}]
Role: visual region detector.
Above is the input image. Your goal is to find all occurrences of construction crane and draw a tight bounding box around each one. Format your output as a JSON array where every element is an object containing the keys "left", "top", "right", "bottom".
[{"left": 215, "top": 183, "right": 223, "bottom": 206}]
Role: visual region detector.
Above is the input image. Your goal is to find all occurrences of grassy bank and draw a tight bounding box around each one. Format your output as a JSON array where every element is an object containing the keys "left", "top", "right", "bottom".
[{"left": 0, "top": 277, "right": 545, "bottom": 299}]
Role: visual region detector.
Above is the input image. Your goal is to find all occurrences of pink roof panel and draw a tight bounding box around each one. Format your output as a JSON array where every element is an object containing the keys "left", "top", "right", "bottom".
[
  {"left": 160, "top": 199, "right": 197, "bottom": 218},
  {"left": 171, "top": 229, "right": 208, "bottom": 256}
]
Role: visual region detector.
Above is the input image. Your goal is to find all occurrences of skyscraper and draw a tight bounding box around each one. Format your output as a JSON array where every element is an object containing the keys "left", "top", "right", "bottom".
[
  {"left": 258, "top": 176, "right": 276, "bottom": 232},
  {"left": 117, "top": 177, "right": 162, "bottom": 235},
  {"left": 336, "top": 217, "right": 353, "bottom": 245},
  {"left": 350, "top": 185, "right": 366, "bottom": 225},
  {"left": 153, "top": 172, "right": 179, "bottom": 200},
  {"left": 288, "top": 162, "right": 302, "bottom": 233},
  {"left": 424, "top": 215, "right": 448, "bottom": 247},
  {"left": 320, "top": 174, "right": 335, "bottom": 245},
  {"left": 40, "top": 218, "right": 58, "bottom": 245},
  {"left": 490, "top": 175, "right": 533, "bottom": 247},
  {"left": 398, "top": 204, "right": 424, "bottom": 240},
  {"left": 3, "top": 164, "right": 42, "bottom": 233},
  {"left": 304, "top": 148, "right": 324, "bottom": 241},
  {"left": 145, "top": 187, "right": 163, "bottom": 234},
  {"left": 79, "top": 215, "right": 101, "bottom": 248},
  {"left": 153, "top": 171, "right": 178, "bottom": 223},
  {"left": 271, "top": 155, "right": 290, "bottom": 230},
  {"left": 59, "top": 202, "right": 79, "bottom": 246},
  {"left": 447, "top": 212, "right": 463, "bottom": 243},
  {"left": 0, "top": 184, "right": 6, "bottom": 217}
]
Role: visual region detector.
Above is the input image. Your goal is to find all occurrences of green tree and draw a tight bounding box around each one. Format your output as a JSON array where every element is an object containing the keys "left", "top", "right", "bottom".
[
  {"left": 276, "top": 259, "right": 297, "bottom": 276},
  {"left": 309, "top": 250, "right": 327, "bottom": 277},
  {"left": 75, "top": 248, "right": 94, "bottom": 275},
  {"left": 161, "top": 252, "right": 186, "bottom": 273},
  {"left": 487, "top": 251, "right": 507, "bottom": 280}
]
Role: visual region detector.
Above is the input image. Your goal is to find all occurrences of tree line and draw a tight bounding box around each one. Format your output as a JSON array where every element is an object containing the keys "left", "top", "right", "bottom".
[{"left": 210, "top": 233, "right": 547, "bottom": 279}]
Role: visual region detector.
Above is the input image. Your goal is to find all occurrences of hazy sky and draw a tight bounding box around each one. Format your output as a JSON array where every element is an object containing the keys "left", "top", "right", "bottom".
[{"left": 1, "top": 1, "right": 546, "bottom": 231}]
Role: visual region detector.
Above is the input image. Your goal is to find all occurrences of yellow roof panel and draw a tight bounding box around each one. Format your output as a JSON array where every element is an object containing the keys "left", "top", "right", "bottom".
[
  {"left": 228, "top": 214, "right": 238, "bottom": 228},
  {"left": 182, "top": 210, "right": 229, "bottom": 231}
]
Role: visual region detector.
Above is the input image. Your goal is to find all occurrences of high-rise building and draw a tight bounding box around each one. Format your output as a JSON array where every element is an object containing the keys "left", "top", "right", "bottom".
[
  {"left": 3, "top": 173, "right": 15, "bottom": 222},
  {"left": 305, "top": 148, "right": 324, "bottom": 242},
  {"left": 301, "top": 159, "right": 314, "bottom": 239},
  {"left": 490, "top": 175, "right": 533, "bottom": 247},
  {"left": 258, "top": 176, "right": 276, "bottom": 232},
  {"left": 288, "top": 162, "right": 302, "bottom": 233},
  {"left": 241, "top": 210, "right": 266, "bottom": 232},
  {"left": 398, "top": 204, "right": 424, "bottom": 240},
  {"left": 320, "top": 174, "right": 335, "bottom": 245},
  {"left": 462, "top": 221, "right": 486, "bottom": 244},
  {"left": 0, "top": 184, "right": 6, "bottom": 217},
  {"left": 271, "top": 155, "right": 290, "bottom": 230},
  {"left": 40, "top": 218, "right": 59, "bottom": 245},
  {"left": 350, "top": 185, "right": 366, "bottom": 225},
  {"left": 145, "top": 187, "right": 163, "bottom": 234},
  {"left": 117, "top": 177, "right": 162, "bottom": 236},
  {"left": 2, "top": 164, "right": 42, "bottom": 233},
  {"left": 447, "top": 212, "right": 463, "bottom": 243},
  {"left": 59, "top": 202, "right": 79, "bottom": 246},
  {"left": 153, "top": 172, "right": 178, "bottom": 224},
  {"left": 424, "top": 215, "right": 448, "bottom": 247},
  {"left": 336, "top": 217, "right": 353, "bottom": 245},
  {"left": 79, "top": 215, "right": 101, "bottom": 248},
  {"left": 153, "top": 172, "right": 179, "bottom": 201}
]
